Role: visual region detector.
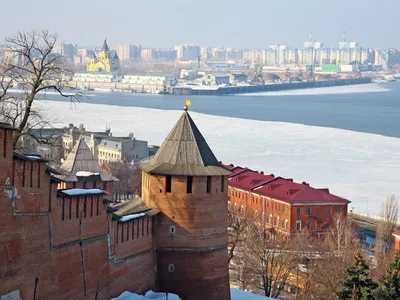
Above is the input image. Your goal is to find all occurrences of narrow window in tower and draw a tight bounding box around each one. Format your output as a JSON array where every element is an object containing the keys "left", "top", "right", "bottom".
[
  {"left": 207, "top": 176, "right": 212, "bottom": 193},
  {"left": 221, "top": 176, "right": 225, "bottom": 193},
  {"left": 169, "top": 225, "right": 176, "bottom": 234},
  {"left": 187, "top": 176, "right": 193, "bottom": 194},
  {"left": 168, "top": 264, "right": 175, "bottom": 272},
  {"left": 166, "top": 175, "right": 172, "bottom": 193}
]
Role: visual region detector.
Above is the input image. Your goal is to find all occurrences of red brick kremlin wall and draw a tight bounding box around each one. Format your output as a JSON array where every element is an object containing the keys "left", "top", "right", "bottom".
[{"left": 0, "top": 125, "right": 156, "bottom": 299}]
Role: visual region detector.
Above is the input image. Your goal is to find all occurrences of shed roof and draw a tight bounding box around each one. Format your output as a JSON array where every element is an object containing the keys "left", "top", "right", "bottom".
[{"left": 141, "top": 111, "right": 230, "bottom": 176}]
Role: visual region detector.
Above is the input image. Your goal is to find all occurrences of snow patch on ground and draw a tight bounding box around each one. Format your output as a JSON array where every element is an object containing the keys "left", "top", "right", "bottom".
[
  {"left": 41, "top": 101, "right": 400, "bottom": 216},
  {"left": 112, "top": 290, "right": 180, "bottom": 300},
  {"left": 231, "top": 288, "right": 277, "bottom": 299},
  {"left": 111, "top": 289, "right": 276, "bottom": 300},
  {"left": 241, "top": 83, "right": 390, "bottom": 96}
]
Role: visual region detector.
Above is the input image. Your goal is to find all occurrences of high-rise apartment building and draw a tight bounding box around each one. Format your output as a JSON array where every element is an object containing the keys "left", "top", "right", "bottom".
[
  {"left": 174, "top": 44, "right": 200, "bottom": 61},
  {"left": 114, "top": 44, "right": 142, "bottom": 60},
  {"left": 141, "top": 49, "right": 177, "bottom": 61}
]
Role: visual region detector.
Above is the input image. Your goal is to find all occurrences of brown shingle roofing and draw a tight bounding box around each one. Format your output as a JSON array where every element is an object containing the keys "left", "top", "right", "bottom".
[{"left": 141, "top": 111, "right": 230, "bottom": 176}]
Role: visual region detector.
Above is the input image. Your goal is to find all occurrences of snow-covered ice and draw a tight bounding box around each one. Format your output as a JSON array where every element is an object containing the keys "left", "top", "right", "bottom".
[
  {"left": 40, "top": 100, "right": 400, "bottom": 216},
  {"left": 240, "top": 82, "right": 390, "bottom": 96}
]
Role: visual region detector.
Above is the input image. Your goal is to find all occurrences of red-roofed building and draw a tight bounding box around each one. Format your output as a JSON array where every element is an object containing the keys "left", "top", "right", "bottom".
[{"left": 222, "top": 163, "right": 350, "bottom": 236}]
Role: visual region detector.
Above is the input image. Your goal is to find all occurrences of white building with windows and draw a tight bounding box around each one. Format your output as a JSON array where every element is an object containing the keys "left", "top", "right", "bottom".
[
  {"left": 201, "top": 73, "right": 230, "bottom": 86},
  {"left": 72, "top": 72, "right": 118, "bottom": 83},
  {"left": 122, "top": 73, "right": 177, "bottom": 93}
]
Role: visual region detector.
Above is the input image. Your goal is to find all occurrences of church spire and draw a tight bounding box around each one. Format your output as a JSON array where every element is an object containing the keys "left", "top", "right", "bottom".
[{"left": 101, "top": 37, "right": 110, "bottom": 52}]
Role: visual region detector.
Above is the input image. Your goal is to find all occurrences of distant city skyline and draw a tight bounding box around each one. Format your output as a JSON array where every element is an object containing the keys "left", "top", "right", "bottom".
[{"left": 0, "top": 0, "right": 398, "bottom": 49}]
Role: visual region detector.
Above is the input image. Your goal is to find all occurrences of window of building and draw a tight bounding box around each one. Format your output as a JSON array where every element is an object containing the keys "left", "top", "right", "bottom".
[
  {"left": 306, "top": 207, "right": 312, "bottom": 215},
  {"left": 328, "top": 207, "right": 332, "bottom": 214},
  {"left": 269, "top": 215, "right": 272, "bottom": 224},
  {"left": 234, "top": 203, "right": 237, "bottom": 213},
  {"left": 166, "top": 175, "right": 172, "bottom": 193},
  {"left": 93, "top": 181, "right": 96, "bottom": 188},
  {"left": 240, "top": 205, "right": 245, "bottom": 214},
  {"left": 206, "top": 176, "right": 212, "bottom": 193},
  {"left": 296, "top": 220, "right": 301, "bottom": 231},
  {"left": 297, "top": 208, "right": 301, "bottom": 215},
  {"left": 256, "top": 198, "right": 258, "bottom": 205},
  {"left": 277, "top": 216, "right": 281, "bottom": 228},
  {"left": 285, "top": 219, "right": 288, "bottom": 230},
  {"left": 231, "top": 190, "right": 234, "bottom": 196},
  {"left": 187, "top": 176, "right": 193, "bottom": 194},
  {"left": 338, "top": 207, "right": 343, "bottom": 213},
  {"left": 306, "top": 222, "right": 311, "bottom": 230},
  {"left": 221, "top": 176, "right": 225, "bottom": 193},
  {"left": 168, "top": 264, "right": 175, "bottom": 272},
  {"left": 169, "top": 225, "right": 176, "bottom": 234}
]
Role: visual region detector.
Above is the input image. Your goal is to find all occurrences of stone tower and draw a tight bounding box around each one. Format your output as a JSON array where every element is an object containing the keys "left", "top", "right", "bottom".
[{"left": 141, "top": 109, "right": 231, "bottom": 300}]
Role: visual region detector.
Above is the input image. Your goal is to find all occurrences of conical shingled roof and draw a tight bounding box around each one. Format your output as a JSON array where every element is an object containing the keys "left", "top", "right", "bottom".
[
  {"left": 141, "top": 111, "right": 231, "bottom": 176},
  {"left": 60, "top": 138, "right": 116, "bottom": 181}
]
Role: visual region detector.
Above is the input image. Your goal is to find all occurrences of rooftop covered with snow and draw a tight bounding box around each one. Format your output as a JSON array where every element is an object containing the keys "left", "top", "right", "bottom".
[{"left": 58, "top": 188, "right": 107, "bottom": 197}]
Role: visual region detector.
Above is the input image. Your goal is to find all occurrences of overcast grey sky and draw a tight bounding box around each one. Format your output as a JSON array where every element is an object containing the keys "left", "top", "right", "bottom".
[{"left": 1, "top": 0, "right": 398, "bottom": 49}]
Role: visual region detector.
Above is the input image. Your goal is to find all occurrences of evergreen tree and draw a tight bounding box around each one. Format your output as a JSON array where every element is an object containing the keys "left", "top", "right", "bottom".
[
  {"left": 338, "top": 250, "right": 377, "bottom": 300},
  {"left": 375, "top": 250, "right": 400, "bottom": 300}
]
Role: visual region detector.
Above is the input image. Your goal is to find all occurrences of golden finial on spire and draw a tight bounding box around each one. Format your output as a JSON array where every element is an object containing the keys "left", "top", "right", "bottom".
[{"left": 183, "top": 100, "right": 191, "bottom": 111}]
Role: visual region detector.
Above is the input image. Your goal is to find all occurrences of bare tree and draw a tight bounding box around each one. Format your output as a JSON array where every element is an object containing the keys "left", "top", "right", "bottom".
[
  {"left": 326, "top": 213, "right": 356, "bottom": 256},
  {"left": 107, "top": 162, "right": 142, "bottom": 201},
  {"left": 228, "top": 209, "right": 259, "bottom": 263},
  {"left": 375, "top": 194, "right": 398, "bottom": 261},
  {"left": 0, "top": 29, "right": 83, "bottom": 149},
  {"left": 307, "top": 214, "right": 358, "bottom": 300},
  {"left": 245, "top": 226, "right": 298, "bottom": 298}
]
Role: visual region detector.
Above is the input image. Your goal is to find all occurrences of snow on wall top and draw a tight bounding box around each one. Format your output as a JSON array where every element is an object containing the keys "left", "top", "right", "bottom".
[
  {"left": 76, "top": 171, "right": 100, "bottom": 177},
  {"left": 61, "top": 188, "right": 105, "bottom": 196},
  {"left": 119, "top": 213, "right": 146, "bottom": 223}
]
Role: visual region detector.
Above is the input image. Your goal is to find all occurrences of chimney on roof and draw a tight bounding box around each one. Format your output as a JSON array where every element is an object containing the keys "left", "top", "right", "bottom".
[
  {"left": 230, "top": 164, "right": 234, "bottom": 167},
  {"left": 270, "top": 174, "right": 274, "bottom": 177},
  {"left": 287, "top": 178, "right": 293, "bottom": 182},
  {"left": 260, "top": 171, "right": 264, "bottom": 175},
  {"left": 302, "top": 181, "right": 307, "bottom": 185}
]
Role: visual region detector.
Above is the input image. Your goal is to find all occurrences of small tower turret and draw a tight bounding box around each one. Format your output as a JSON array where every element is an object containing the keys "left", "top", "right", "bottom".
[{"left": 141, "top": 104, "right": 231, "bottom": 300}]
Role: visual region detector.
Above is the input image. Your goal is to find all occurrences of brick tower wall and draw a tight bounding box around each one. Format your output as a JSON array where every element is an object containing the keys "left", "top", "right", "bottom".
[
  {"left": 142, "top": 172, "right": 231, "bottom": 300},
  {"left": 0, "top": 126, "right": 15, "bottom": 185}
]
